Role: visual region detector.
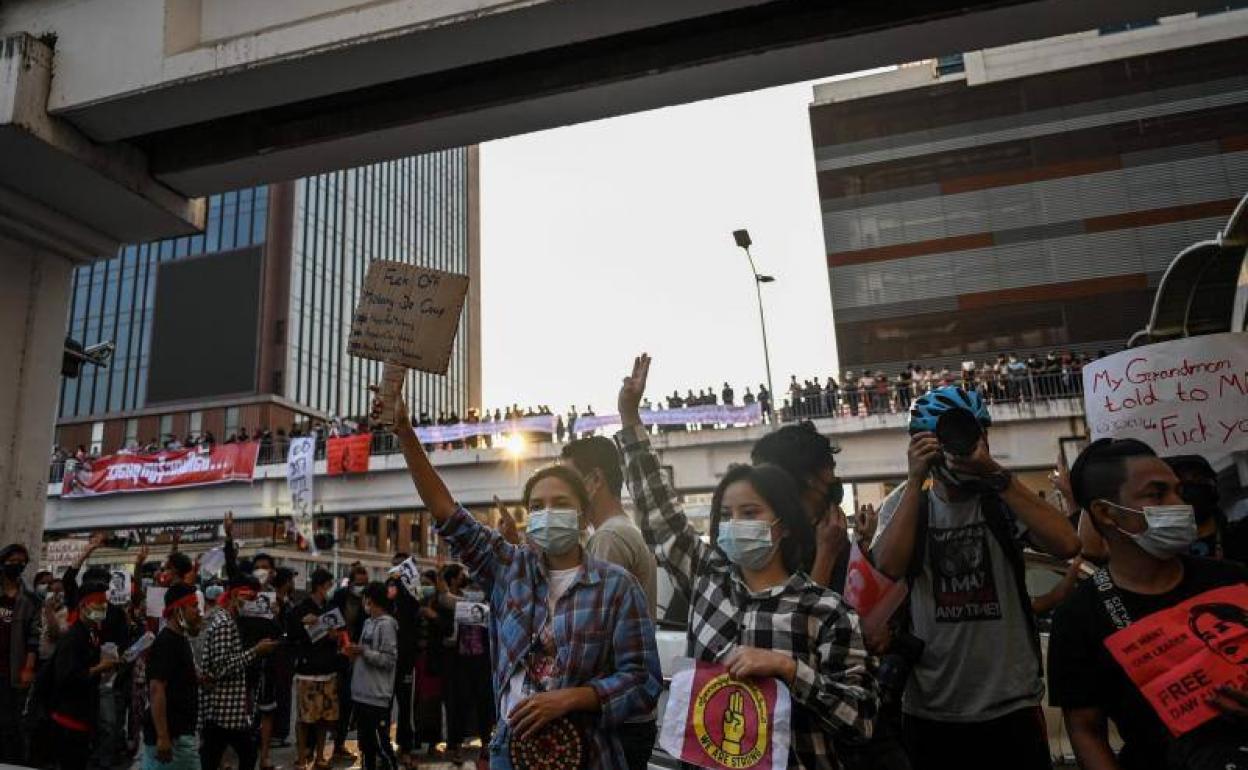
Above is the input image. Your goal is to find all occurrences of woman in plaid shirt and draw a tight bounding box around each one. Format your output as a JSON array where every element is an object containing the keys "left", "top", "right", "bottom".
[
  {"left": 615, "top": 355, "right": 879, "bottom": 770},
  {"left": 374, "top": 388, "right": 662, "bottom": 770}
]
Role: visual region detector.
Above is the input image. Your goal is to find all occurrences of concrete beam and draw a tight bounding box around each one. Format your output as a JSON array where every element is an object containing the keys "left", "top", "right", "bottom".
[{"left": 0, "top": 34, "right": 204, "bottom": 251}]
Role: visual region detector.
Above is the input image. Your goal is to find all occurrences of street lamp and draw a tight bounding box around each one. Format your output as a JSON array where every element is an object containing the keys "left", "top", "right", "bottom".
[{"left": 732, "top": 229, "right": 776, "bottom": 416}]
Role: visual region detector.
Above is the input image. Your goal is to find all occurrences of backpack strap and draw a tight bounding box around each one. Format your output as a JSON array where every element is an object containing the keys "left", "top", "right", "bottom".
[
  {"left": 979, "top": 492, "right": 1045, "bottom": 672},
  {"left": 1091, "top": 568, "right": 1133, "bottom": 631}
]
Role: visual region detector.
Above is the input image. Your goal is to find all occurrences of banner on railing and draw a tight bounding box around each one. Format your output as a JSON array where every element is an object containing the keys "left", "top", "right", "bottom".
[
  {"left": 572, "top": 403, "right": 764, "bottom": 433},
  {"left": 415, "top": 414, "right": 556, "bottom": 444},
  {"left": 327, "top": 434, "right": 371, "bottom": 474},
  {"left": 62, "top": 442, "right": 260, "bottom": 498},
  {"left": 1083, "top": 332, "right": 1248, "bottom": 469},
  {"left": 287, "top": 437, "right": 317, "bottom": 552}
]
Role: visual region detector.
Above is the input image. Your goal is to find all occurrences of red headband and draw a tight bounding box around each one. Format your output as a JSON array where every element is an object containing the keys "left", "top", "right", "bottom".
[
  {"left": 78, "top": 591, "right": 106, "bottom": 607},
  {"left": 163, "top": 593, "right": 199, "bottom": 618},
  {"left": 218, "top": 587, "right": 256, "bottom": 608}
]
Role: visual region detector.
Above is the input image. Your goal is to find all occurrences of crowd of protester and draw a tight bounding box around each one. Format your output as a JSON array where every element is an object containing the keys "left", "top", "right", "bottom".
[{"left": 22, "top": 351, "right": 1247, "bottom": 770}]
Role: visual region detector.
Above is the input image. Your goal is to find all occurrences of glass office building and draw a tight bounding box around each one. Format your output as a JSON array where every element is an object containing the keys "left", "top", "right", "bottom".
[
  {"left": 56, "top": 149, "right": 480, "bottom": 452},
  {"left": 808, "top": 11, "right": 1248, "bottom": 374}
]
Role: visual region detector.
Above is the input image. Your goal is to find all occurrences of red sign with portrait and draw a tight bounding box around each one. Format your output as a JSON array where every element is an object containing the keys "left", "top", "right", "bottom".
[
  {"left": 1104, "top": 584, "right": 1248, "bottom": 736},
  {"left": 62, "top": 442, "right": 259, "bottom": 498}
]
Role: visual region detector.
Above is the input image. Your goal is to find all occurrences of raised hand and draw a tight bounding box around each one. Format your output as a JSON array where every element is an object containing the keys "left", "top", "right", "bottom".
[
  {"left": 494, "top": 496, "right": 521, "bottom": 545},
  {"left": 618, "top": 354, "right": 651, "bottom": 428},
  {"left": 722, "top": 691, "right": 745, "bottom": 755},
  {"left": 223, "top": 511, "right": 235, "bottom": 540},
  {"left": 369, "top": 384, "right": 412, "bottom": 433}
]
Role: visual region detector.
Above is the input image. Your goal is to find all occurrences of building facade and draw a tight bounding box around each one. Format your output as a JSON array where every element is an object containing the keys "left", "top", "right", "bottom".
[
  {"left": 809, "top": 10, "right": 1248, "bottom": 374},
  {"left": 55, "top": 148, "right": 481, "bottom": 456}
]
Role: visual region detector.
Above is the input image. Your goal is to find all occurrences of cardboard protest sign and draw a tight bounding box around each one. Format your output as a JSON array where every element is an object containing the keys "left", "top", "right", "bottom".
[
  {"left": 1083, "top": 332, "right": 1248, "bottom": 469},
  {"left": 309, "top": 608, "right": 346, "bottom": 643},
  {"left": 455, "top": 601, "right": 490, "bottom": 627},
  {"left": 1104, "top": 584, "right": 1248, "bottom": 736},
  {"left": 108, "top": 570, "right": 132, "bottom": 606},
  {"left": 659, "top": 659, "right": 792, "bottom": 770},
  {"left": 241, "top": 592, "right": 277, "bottom": 620},
  {"left": 348, "top": 261, "right": 470, "bottom": 375},
  {"left": 41, "top": 539, "right": 90, "bottom": 575}
]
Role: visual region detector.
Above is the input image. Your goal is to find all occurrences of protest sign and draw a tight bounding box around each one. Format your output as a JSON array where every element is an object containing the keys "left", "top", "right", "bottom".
[
  {"left": 145, "top": 587, "right": 168, "bottom": 619},
  {"left": 1104, "top": 584, "right": 1248, "bottom": 736},
  {"left": 241, "top": 592, "right": 277, "bottom": 620},
  {"left": 348, "top": 261, "right": 470, "bottom": 375},
  {"left": 327, "top": 434, "right": 371, "bottom": 475},
  {"left": 107, "top": 570, "right": 132, "bottom": 605},
  {"left": 842, "top": 543, "right": 909, "bottom": 637},
  {"left": 287, "top": 436, "right": 316, "bottom": 553},
  {"left": 124, "top": 631, "right": 155, "bottom": 663},
  {"left": 308, "top": 608, "right": 346, "bottom": 643},
  {"left": 659, "top": 659, "right": 792, "bottom": 770},
  {"left": 455, "top": 601, "right": 490, "bottom": 626},
  {"left": 62, "top": 442, "right": 260, "bottom": 498},
  {"left": 395, "top": 557, "right": 422, "bottom": 593},
  {"left": 1083, "top": 332, "right": 1248, "bottom": 469},
  {"left": 41, "top": 538, "right": 90, "bottom": 574}
]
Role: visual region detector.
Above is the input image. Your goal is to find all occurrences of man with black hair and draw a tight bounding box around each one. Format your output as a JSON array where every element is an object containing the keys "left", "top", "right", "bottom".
[
  {"left": 1049, "top": 438, "right": 1248, "bottom": 770},
  {"left": 291, "top": 569, "right": 343, "bottom": 770},
  {"left": 271, "top": 567, "right": 299, "bottom": 746},
  {"left": 49, "top": 581, "right": 120, "bottom": 770},
  {"left": 330, "top": 565, "right": 369, "bottom": 765},
  {"left": 200, "top": 575, "right": 279, "bottom": 770},
  {"left": 749, "top": 422, "right": 850, "bottom": 591},
  {"left": 143, "top": 583, "right": 202, "bottom": 770},
  {"left": 0, "top": 543, "right": 38, "bottom": 764}
]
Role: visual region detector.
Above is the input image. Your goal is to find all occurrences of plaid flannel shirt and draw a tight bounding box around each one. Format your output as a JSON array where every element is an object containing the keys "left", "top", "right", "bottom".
[
  {"left": 436, "top": 507, "right": 662, "bottom": 770},
  {"left": 200, "top": 610, "right": 257, "bottom": 731},
  {"left": 616, "top": 425, "right": 879, "bottom": 770}
]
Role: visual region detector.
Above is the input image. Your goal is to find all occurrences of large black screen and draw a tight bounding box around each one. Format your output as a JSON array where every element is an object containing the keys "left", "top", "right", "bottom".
[{"left": 146, "top": 246, "right": 262, "bottom": 403}]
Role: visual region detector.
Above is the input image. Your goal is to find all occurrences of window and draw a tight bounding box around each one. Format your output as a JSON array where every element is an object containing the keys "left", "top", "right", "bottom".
[
  {"left": 189, "top": 411, "right": 203, "bottom": 440},
  {"left": 125, "top": 418, "right": 139, "bottom": 447},
  {"left": 935, "top": 53, "right": 965, "bottom": 76},
  {"left": 225, "top": 406, "right": 241, "bottom": 437},
  {"left": 159, "top": 414, "right": 173, "bottom": 440},
  {"left": 90, "top": 421, "right": 104, "bottom": 455}
]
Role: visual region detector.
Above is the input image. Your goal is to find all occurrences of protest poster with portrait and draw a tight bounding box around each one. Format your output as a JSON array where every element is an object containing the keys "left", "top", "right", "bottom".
[
  {"left": 241, "top": 592, "right": 277, "bottom": 620},
  {"left": 1104, "top": 583, "right": 1248, "bottom": 736},
  {"left": 1083, "top": 332, "right": 1248, "bottom": 469},
  {"left": 659, "top": 659, "right": 792, "bottom": 770},
  {"left": 454, "top": 601, "right": 489, "bottom": 627},
  {"left": 395, "top": 556, "right": 422, "bottom": 594},
  {"left": 107, "top": 570, "right": 131, "bottom": 606},
  {"left": 308, "top": 608, "right": 346, "bottom": 643}
]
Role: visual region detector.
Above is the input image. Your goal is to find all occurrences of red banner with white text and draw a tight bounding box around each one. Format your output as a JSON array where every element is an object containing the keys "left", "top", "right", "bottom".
[
  {"left": 61, "top": 442, "right": 260, "bottom": 498},
  {"left": 327, "top": 434, "right": 371, "bottom": 475}
]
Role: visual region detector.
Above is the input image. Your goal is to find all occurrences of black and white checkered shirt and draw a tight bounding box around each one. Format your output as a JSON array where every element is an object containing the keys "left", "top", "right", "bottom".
[
  {"left": 200, "top": 610, "right": 258, "bottom": 731},
  {"left": 616, "top": 426, "right": 879, "bottom": 770}
]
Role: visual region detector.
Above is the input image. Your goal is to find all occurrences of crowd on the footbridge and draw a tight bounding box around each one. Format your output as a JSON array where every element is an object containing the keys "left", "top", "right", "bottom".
[{"left": 8, "top": 352, "right": 1248, "bottom": 770}]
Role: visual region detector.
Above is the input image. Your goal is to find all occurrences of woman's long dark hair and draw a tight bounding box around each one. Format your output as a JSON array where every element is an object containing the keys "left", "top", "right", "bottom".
[
  {"left": 522, "top": 464, "right": 591, "bottom": 512},
  {"left": 709, "top": 463, "right": 814, "bottom": 574}
]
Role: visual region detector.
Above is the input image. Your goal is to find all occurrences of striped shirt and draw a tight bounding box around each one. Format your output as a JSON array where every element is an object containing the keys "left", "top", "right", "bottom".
[
  {"left": 616, "top": 425, "right": 879, "bottom": 770},
  {"left": 436, "top": 507, "right": 662, "bottom": 770}
]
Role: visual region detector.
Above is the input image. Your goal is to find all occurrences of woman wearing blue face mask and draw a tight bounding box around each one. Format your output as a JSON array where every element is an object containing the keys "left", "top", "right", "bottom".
[
  {"left": 614, "top": 355, "right": 879, "bottom": 770},
  {"left": 373, "top": 388, "right": 662, "bottom": 770}
]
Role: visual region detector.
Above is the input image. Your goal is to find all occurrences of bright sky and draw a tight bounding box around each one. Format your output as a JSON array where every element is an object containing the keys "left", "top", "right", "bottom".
[{"left": 479, "top": 80, "right": 852, "bottom": 415}]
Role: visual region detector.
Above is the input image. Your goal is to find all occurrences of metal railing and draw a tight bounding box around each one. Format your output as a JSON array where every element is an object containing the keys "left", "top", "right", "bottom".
[{"left": 48, "top": 372, "right": 1087, "bottom": 484}]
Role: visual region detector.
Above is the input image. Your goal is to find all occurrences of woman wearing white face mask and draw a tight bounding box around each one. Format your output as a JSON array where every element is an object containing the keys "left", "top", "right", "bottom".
[
  {"left": 372, "top": 388, "right": 662, "bottom": 770},
  {"left": 614, "top": 356, "right": 879, "bottom": 770}
]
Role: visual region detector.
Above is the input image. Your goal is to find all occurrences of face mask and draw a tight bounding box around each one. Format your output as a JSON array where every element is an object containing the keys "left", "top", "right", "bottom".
[
  {"left": 204, "top": 585, "right": 224, "bottom": 602},
  {"left": 2, "top": 563, "right": 26, "bottom": 580},
  {"left": 418, "top": 585, "right": 435, "bottom": 600},
  {"left": 717, "top": 520, "right": 778, "bottom": 571},
  {"left": 1101, "top": 501, "right": 1198, "bottom": 559},
  {"left": 252, "top": 569, "right": 271, "bottom": 584},
  {"left": 351, "top": 585, "right": 365, "bottom": 596},
  {"left": 35, "top": 585, "right": 49, "bottom": 599},
  {"left": 527, "top": 509, "right": 581, "bottom": 556},
  {"left": 83, "top": 606, "right": 108, "bottom": 625}
]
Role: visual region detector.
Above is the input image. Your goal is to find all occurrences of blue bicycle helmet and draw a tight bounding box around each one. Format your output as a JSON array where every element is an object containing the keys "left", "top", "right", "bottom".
[{"left": 909, "top": 385, "right": 992, "bottom": 434}]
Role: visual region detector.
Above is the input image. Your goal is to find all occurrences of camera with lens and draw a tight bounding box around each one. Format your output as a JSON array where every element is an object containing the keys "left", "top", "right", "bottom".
[{"left": 934, "top": 408, "right": 983, "bottom": 457}]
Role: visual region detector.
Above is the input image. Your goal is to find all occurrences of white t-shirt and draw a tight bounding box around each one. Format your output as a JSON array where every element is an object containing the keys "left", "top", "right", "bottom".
[{"left": 502, "top": 566, "right": 581, "bottom": 721}]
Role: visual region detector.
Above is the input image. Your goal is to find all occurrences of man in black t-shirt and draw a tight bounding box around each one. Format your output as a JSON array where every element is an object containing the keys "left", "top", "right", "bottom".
[
  {"left": 143, "top": 584, "right": 202, "bottom": 770},
  {"left": 1049, "top": 439, "right": 1248, "bottom": 770}
]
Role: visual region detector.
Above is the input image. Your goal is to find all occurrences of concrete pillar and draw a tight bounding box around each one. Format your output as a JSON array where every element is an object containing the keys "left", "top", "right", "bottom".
[{"left": 0, "top": 242, "right": 72, "bottom": 555}]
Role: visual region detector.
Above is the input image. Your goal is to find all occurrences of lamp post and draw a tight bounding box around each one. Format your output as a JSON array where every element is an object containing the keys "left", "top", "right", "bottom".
[{"left": 732, "top": 229, "right": 776, "bottom": 417}]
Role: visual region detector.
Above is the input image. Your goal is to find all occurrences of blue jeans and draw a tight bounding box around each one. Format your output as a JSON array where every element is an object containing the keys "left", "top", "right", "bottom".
[{"left": 142, "top": 735, "right": 201, "bottom": 770}]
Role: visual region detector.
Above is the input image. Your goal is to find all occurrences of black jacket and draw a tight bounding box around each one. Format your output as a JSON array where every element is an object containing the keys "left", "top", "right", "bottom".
[
  {"left": 288, "top": 597, "right": 341, "bottom": 676},
  {"left": 50, "top": 621, "right": 102, "bottom": 726}
]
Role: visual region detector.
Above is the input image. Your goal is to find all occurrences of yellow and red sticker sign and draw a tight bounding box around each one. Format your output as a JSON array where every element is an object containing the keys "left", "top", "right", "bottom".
[{"left": 660, "top": 660, "right": 791, "bottom": 770}]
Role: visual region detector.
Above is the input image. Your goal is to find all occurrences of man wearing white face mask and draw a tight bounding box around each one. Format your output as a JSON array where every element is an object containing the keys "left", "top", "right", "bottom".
[{"left": 1050, "top": 438, "right": 1248, "bottom": 770}]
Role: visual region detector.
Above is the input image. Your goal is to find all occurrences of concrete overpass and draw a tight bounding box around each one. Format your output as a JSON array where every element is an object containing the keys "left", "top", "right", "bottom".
[
  {"left": 1, "top": 0, "right": 1192, "bottom": 551},
  {"left": 44, "top": 399, "right": 1087, "bottom": 532}
]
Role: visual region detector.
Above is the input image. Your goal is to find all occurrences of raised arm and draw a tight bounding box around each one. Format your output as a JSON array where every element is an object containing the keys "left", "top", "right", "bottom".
[
  {"left": 872, "top": 434, "right": 940, "bottom": 580},
  {"left": 372, "top": 387, "right": 456, "bottom": 522},
  {"left": 614, "top": 354, "right": 711, "bottom": 593}
]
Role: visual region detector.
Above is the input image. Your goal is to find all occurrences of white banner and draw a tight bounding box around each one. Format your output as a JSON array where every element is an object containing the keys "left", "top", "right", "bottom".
[
  {"left": 572, "top": 403, "right": 764, "bottom": 433},
  {"left": 41, "top": 538, "right": 90, "bottom": 575},
  {"left": 287, "top": 437, "right": 317, "bottom": 553},
  {"left": 1083, "top": 332, "right": 1248, "bottom": 469}
]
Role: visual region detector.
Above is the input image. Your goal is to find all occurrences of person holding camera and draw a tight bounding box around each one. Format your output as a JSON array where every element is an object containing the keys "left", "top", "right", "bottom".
[{"left": 871, "top": 386, "right": 1080, "bottom": 770}]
